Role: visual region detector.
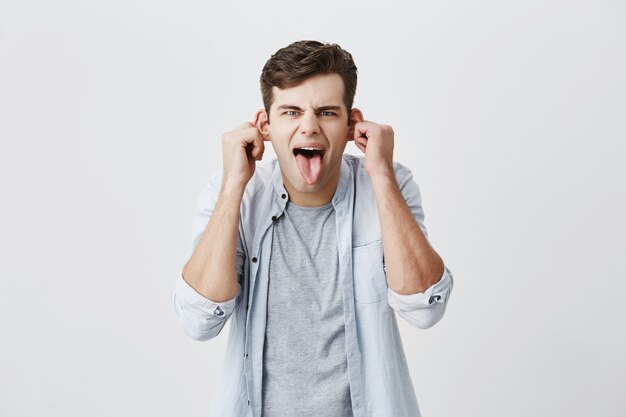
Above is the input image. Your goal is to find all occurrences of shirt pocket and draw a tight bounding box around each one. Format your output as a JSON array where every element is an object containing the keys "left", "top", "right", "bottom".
[{"left": 352, "top": 239, "right": 388, "bottom": 303}]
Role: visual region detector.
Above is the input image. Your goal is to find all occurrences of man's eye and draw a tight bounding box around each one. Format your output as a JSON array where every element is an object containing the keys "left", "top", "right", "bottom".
[
  {"left": 285, "top": 110, "right": 298, "bottom": 116},
  {"left": 319, "top": 111, "right": 335, "bottom": 117}
]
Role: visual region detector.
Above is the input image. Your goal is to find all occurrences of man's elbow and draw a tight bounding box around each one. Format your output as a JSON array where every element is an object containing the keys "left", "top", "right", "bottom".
[
  {"left": 173, "top": 293, "right": 231, "bottom": 341},
  {"left": 396, "top": 302, "right": 446, "bottom": 329},
  {"left": 172, "top": 272, "right": 240, "bottom": 341}
]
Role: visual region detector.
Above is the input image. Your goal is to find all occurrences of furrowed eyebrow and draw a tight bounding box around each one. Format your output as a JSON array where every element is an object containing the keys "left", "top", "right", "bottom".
[
  {"left": 275, "top": 105, "right": 342, "bottom": 112},
  {"left": 313, "top": 105, "right": 342, "bottom": 112},
  {"left": 276, "top": 105, "right": 304, "bottom": 111}
]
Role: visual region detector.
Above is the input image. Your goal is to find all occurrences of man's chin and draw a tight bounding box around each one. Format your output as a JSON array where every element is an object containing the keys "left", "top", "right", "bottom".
[{"left": 292, "top": 177, "right": 323, "bottom": 192}]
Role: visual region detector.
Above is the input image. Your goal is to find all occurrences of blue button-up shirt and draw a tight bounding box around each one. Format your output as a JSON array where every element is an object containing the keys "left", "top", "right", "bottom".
[{"left": 173, "top": 154, "right": 454, "bottom": 417}]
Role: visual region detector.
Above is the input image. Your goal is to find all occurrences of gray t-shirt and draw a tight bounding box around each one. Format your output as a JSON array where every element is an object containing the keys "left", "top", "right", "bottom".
[{"left": 262, "top": 201, "right": 353, "bottom": 416}]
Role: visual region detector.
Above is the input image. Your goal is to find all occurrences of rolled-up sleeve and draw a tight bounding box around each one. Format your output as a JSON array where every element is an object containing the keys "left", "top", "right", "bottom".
[
  {"left": 387, "top": 266, "right": 454, "bottom": 329},
  {"left": 173, "top": 273, "right": 240, "bottom": 341}
]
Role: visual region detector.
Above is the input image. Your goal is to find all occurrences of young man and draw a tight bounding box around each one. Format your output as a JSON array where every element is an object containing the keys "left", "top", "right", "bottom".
[{"left": 173, "top": 40, "right": 454, "bottom": 417}]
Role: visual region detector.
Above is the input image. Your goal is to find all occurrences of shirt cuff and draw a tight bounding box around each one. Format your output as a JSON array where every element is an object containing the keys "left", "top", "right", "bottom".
[
  {"left": 387, "top": 265, "right": 453, "bottom": 310},
  {"left": 175, "top": 273, "right": 239, "bottom": 318}
]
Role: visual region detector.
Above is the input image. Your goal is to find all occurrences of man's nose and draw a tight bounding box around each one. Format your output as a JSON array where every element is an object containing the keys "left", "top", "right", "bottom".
[{"left": 299, "top": 111, "right": 320, "bottom": 136}]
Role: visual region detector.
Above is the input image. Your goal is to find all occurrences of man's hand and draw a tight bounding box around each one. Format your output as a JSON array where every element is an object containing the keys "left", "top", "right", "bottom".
[
  {"left": 353, "top": 121, "right": 395, "bottom": 177},
  {"left": 221, "top": 121, "right": 266, "bottom": 189}
]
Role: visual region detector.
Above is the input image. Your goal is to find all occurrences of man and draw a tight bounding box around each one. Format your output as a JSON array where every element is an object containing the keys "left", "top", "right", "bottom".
[{"left": 173, "top": 40, "right": 454, "bottom": 417}]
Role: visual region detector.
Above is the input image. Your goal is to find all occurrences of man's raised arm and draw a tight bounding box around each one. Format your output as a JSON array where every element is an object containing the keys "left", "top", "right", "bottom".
[
  {"left": 173, "top": 121, "right": 266, "bottom": 341},
  {"left": 353, "top": 120, "right": 453, "bottom": 330}
]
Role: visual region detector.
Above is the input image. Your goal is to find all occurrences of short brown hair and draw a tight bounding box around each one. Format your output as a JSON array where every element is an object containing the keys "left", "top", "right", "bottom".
[{"left": 260, "top": 40, "right": 358, "bottom": 123}]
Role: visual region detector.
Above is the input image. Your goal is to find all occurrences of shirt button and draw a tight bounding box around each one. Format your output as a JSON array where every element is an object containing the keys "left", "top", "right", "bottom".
[
  {"left": 429, "top": 295, "right": 442, "bottom": 304},
  {"left": 281, "top": 193, "right": 287, "bottom": 199},
  {"left": 252, "top": 257, "right": 258, "bottom": 263},
  {"left": 271, "top": 215, "right": 277, "bottom": 222},
  {"left": 213, "top": 306, "right": 224, "bottom": 316}
]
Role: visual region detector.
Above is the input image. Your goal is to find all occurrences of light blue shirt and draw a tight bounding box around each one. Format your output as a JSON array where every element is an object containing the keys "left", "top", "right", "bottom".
[{"left": 173, "top": 154, "right": 454, "bottom": 417}]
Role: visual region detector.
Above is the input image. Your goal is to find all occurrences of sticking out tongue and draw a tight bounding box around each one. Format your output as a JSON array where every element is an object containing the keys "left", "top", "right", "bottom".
[{"left": 295, "top": 153, "right": 323, "bottom": 185}]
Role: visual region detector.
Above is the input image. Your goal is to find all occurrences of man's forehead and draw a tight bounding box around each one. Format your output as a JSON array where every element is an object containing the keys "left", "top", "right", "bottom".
[{"left": 271, "top": 74, "right": 345, "bottom": 108}]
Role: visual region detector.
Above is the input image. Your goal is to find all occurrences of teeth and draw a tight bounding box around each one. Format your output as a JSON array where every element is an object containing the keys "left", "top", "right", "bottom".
[{"left": 299, "top": 147, "right": 323, "bottom": 151}]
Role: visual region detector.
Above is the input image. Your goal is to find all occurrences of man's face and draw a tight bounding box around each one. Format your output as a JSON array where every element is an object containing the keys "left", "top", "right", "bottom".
[{"left": 257, "top": 73, "right": 362, "bottom": 206}]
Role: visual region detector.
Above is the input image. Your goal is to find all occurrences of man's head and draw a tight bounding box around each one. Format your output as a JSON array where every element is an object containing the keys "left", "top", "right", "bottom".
[
  {"left": 260, "top": 40, "right": 358, "bottom": 124},
  {"left": 255, "top": 40, "right": 364, "bottom": 207}
]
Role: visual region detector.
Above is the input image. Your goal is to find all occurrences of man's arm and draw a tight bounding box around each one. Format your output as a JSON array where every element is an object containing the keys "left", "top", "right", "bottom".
[
  {"left": 354, "top": 122, "right": 444, "bottom": 293},
  {"left": 173, "top": 121, "right": 266, "bottom": 341},
  {"left": 369, "top": 171, "right": 444, "bottom": 294},
  {"left": 181, "top": 184, "right": 245, "bottom": 303},
  {"left": 172, "top": 176, "right": 244, "bottom": 341},
  {"left": 182, "top": 121, "right": 265, "bottom": 300},
  {"left": 353, "top": 120, "right": 453, "bottom": 328}
]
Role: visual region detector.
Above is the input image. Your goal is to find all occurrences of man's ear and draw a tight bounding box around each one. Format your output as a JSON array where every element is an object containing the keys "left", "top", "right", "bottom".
[
  {"left": 346, "top": 108, "right": 364, "bottom": 141},
  {"left": 254, "top": 109, "right": 270, "bottom": 141}
]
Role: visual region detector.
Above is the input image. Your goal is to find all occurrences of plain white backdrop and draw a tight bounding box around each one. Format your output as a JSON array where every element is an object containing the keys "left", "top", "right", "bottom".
[{"left": 1, "top": 0, "right": 625, "bottom": 416}]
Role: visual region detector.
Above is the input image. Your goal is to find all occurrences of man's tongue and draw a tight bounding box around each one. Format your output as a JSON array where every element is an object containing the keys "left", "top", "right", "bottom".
[{"left": 295, "top": 153, "right": 322, "bottom": 185}]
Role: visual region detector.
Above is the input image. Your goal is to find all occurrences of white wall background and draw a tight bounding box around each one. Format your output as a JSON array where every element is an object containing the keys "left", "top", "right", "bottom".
[{"left": 1, "top": 0, "right": 624, "bottom": 416}]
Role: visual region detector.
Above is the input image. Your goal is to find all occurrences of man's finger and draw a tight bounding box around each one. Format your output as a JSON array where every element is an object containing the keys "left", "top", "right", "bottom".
[
  {"left": 239, "top": 126, "right": 261, "bottom": 145},
  {"left": 354, "top": 126, "right": 368, "bottom": 141},
  {"left": 250, "top": 133, "right": 265, "bottom": 160},
  {"left": 354, "top": 137, "right": 366, "bottom": 153}
]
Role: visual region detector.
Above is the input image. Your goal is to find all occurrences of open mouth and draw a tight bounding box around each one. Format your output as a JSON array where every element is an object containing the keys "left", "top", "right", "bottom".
[
  {"left": 293, "top": 147, "right": 326, "bottom": 158},
  {"left": 292, "top": 147, "right": 326, "bottom": 185}
]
